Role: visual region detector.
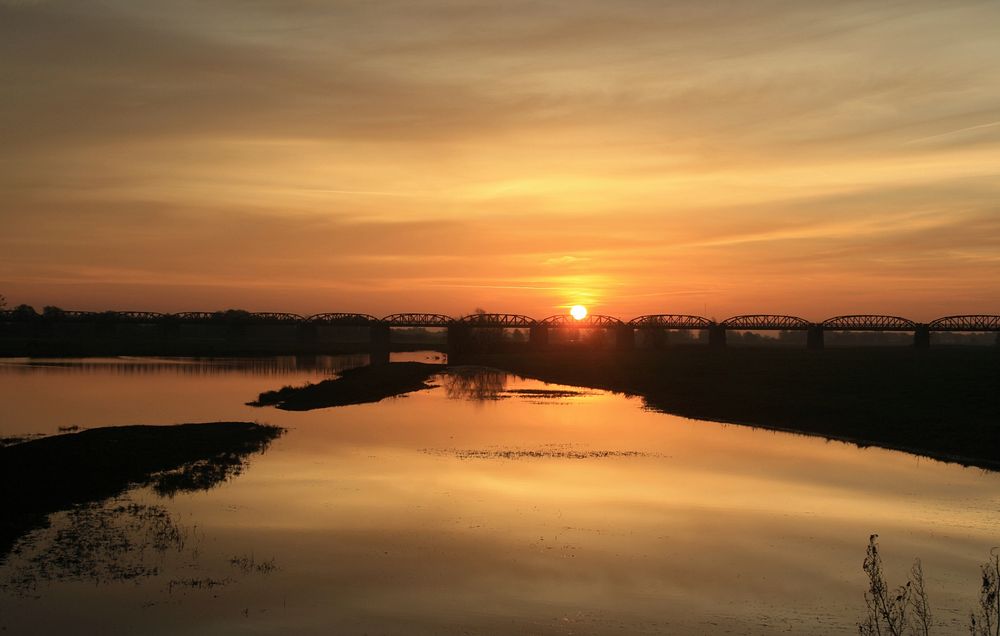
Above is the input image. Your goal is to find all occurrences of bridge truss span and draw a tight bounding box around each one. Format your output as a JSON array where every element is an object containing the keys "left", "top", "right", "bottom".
[
  {"left": 250, "top": 312, "right": 306, "bottom": 323},
  {"left": 113, "top": 311, "right": 169, "bottom": 322},
  {"left": 59, "top": 310, "right": 99, "bottom": 320},
  {"left": 307, "top": 313, "right": 380, "bottom": 325},
  {"left": 173, "top": 312, "right": 220, "bottom": 322},
  {"left": 381, "top": 313, "right": 454, "bottom": 327},
  {"left": 540, "top": 314, "right": 625, "bottom": 328},
  {"left": 458, "top": 313, "right": 536, "bottom": 328},
  {"left": 722, "top": 315, "right": 813, "bottom": 330},
  {"left": 928, "top": 315, "right": 1000, "bottom": 332},
  {"left": 822, "top": 315, "right": 918, "bottom": 331},
  {"left": 628, "top": 314, "right": 714, "bottom": 329}
]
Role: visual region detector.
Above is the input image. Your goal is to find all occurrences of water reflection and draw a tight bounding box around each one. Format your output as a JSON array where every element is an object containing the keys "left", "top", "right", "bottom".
[
  {"left": 2, "top": 499, "right": 192, "bottom": 595},
  {"left": 0, "top": 423, "right": 283, "bottom": 563},
  {"left": 441, "top": 366, "right": 596, "bottom": 402},
  {"left": 442, "top": 366, "right": 509, "bottom": 400},
  {"left": 0, "top": 355, "right": 370, "bottom": 377},
  {"left": 0, "top": 357, "right": 998, "bottom": 635}
]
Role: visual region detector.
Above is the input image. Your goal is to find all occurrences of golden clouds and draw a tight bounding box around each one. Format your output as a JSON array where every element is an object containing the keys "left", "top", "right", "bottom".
[{"left": 1, "top": 1, "right": 999, "bottom": 317}]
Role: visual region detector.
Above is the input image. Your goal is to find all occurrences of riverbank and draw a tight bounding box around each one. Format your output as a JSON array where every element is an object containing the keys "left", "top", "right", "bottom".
[
  {"left": 250, "top": 361, "right": 446, "bottom": 410},
  {"left": 0, "top": 422, "right": 283, "bottom": 561},
  {"left": 454, "top": 347, "right": 1000, "bottom": 470}
]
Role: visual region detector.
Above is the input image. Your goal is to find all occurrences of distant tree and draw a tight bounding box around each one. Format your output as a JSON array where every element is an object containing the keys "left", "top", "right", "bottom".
[
  {"left": 12, "top": 304, "right": 37, "bottom": 318},
  {"left": 0, "top": 293, "right": 6, "bottom": 309},
  {"left": 43, "top": 306, "right": 66, "bottom": 319},
  {"left": 214, "top": 309, "right": 252, "bottom": 321}
]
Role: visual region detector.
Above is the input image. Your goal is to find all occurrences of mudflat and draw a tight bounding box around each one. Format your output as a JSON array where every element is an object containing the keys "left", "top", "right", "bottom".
[{"left": 0, "top": 422, "right": 283, "bottom": 561}]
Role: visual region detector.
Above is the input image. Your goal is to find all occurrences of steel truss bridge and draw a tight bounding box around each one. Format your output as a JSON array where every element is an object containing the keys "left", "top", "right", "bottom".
[
  {"left": 3, "top": 310, "right": 998, "bottom": 330},
  {"left": 2, "top": 310, "right": 998, "bottom": 349}
]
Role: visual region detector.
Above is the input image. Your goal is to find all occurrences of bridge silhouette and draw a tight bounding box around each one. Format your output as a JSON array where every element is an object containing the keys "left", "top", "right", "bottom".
[{"left": 2, "top": 308, "right": 998, "bottom": 352}]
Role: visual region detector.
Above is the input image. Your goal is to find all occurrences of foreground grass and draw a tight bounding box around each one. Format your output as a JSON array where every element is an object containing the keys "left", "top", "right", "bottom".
[
  {"left": 0, "top": 422, "right": 283, "bottom": 561},
  {"left": 250, "top": 361, "right": 445, "bottom": 410},
  {"left": 454, "top": 347, "right": 1000, "bottom": 470}
]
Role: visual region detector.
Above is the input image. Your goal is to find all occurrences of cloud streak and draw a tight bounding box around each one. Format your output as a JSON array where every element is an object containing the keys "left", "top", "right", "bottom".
[{"left": 1, "top": 0, "right": 999, "bottom": 316}]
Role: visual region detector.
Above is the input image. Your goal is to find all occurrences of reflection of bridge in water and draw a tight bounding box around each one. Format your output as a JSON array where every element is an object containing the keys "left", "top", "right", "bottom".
[{"left": 3, "top": 309, "right": 999, "bottom": 352}]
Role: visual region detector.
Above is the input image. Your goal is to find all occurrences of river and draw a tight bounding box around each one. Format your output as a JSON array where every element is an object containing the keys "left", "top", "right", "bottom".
[{"left": 0, "top": 354, "right": 997, "bottom": 634}]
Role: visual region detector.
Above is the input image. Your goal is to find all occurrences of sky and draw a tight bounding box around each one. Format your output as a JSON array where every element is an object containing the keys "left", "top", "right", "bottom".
[{"left": 1, "top": 0, "right": 999, "bottom": 321}]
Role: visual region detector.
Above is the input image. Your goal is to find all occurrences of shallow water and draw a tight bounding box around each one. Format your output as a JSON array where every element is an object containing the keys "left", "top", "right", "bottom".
[{"left": 0, "top": 354, "right": 997, "bottom": 635}]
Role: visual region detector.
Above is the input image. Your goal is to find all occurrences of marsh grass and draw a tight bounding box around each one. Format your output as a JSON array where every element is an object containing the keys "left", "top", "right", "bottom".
[
  {"left": 970, "top": 550, "right": 1000, "bottom": 636},
  {"left": 167, "top": 577, "right": 232, "bottom": 594},
  {"left": 858, "top": 535, "right": 932, "bottom": 635},
  {"left": 859, "top": 535, "right": 1000, "bottom": 635},
  {"left": 229, "top": 553, "right": 278, "bottom": 575},
  {"left": 0, "top": 499, "right": 191, "bottom": 595}
]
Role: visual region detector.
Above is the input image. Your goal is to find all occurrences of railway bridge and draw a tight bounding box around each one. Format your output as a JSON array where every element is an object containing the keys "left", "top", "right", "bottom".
[{"left": 2, "top": 308, "right": 998, "bottom": 355}]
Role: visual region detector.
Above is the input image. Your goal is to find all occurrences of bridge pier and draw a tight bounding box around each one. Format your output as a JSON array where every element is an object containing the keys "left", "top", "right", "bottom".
[
  {"left": 446, "top": 324, "right": 470, "bottom": 354},
  {"left": 529, "top": 325, "right": 549, "bottom": 351},
  {"left": 95, "top": 319, "right": 117, "bottom": 339},
  {"left": 370, "top": 324, "right": 391, "bottom": 365},
  {"left": 708, "top": 325, "right": 727, "bottom": 348},
  {"left": 807, "top": 325, "right": 825, "bottom": 350},
  {"left": 296, "top": 323, "right": 318, "bottom": 349},
  {"left": 645, "top": 329, "right": 667, "bottom": 349},
  {"left": 159, "top": 319, "right": 180, "bottom": 346},
  {"left": 225, "top": 321, "right": 248, "bottom": 345},
  {"left": 615, "top": 326, "right": 635, "bottom": 351},
  {"left": 914, "top": 325, "right": 930, "bottom": 349}
]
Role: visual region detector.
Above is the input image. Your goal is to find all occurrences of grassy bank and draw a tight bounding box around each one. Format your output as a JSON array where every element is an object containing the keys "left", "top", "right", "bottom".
[
  {"left": 454, "top": 347, "right": 1000, "bottom": 470},
  {"left": 0, "top": 422, "right": 283, "bottom": 561},
  {"left": 250, "top": 361, "right": 446, "bottom": 410}
]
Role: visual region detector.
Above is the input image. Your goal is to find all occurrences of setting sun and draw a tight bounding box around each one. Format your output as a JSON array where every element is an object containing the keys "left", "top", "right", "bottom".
[{"left": 570, "top": 305, "right": 588, "bottom": 320}]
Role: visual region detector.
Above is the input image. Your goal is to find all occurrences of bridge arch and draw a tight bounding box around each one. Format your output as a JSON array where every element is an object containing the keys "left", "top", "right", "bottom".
[
  {"left": 61, "top": 311, "right": 100, "bottom": 320},
  {"left": 540, "top": 314, "right": 624, "bottom": 328},
  {"left": 458, "top": 313, "right": 536, "bottom": 328},
  {"left": 250, "top": 312, "right": 305, "bottom": 324},
  {"left": 628, "top": 314, "right": 714, "bottom": 329},
  {"left": 822, "top": 315, "right": 917, "bottom": 331},
  {"left": 928, "top": 315, "right": 1000, "bottom": 331},
  {"left": 721, "top": 315, "right": 813, "bottom": 330},
  {"left": 381, "top": 313, "right": 454, "bottom": 327},
  {"left": 173, "top": 311, "right": 220, "bottom": 322},
  {"left": 307, "top": 313, "right": 380, "bottom": 325},
  {"left": 114, "top": 311, "right": 168, "bottom": 322}
]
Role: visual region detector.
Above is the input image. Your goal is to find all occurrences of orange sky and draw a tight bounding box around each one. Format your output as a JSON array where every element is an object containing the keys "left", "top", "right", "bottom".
[{"left": 2, "top": 1, "right": 999, "bottom": 321}]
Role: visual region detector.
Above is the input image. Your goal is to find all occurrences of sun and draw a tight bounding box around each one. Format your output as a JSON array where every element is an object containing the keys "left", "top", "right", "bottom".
[{"left": 570, "top": 305, "right": 588, "bottom": 320}]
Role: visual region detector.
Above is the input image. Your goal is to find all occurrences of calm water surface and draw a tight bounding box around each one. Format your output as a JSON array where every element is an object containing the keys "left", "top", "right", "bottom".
[{"left": 0, "top": 355, "right": 997, "bottom": 634}]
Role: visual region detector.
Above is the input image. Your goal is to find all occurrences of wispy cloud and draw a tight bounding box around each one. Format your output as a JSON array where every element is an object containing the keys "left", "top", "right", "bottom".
[
  {"left": 904, "top": 120, "right": 1000, "bottom": 145},
  {"left": 2, "top": 0, "right": 999, "bottom": 315}
]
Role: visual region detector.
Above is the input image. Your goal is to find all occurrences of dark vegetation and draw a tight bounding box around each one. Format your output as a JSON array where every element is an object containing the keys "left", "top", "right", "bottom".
[
  {"left": 859, "top": 535, "right": 932, "bottom": 636},
  {"left": 0, "top": 422, "right": 283, "bottom": 562},
  {"left": 2, "top": 502, "right": 190, "bottom": 594},
  {"left": 859, "top": 535, "right": 999, "bottom": 635},
  {"left": 250, "top": 361, "right": 445, "bottom": 410},
  {"left": 453, "top": 348, "right": 1000, "bottom": 469},
  {"left": 0, "top": 303, "right": 447, "bottom": 357}
]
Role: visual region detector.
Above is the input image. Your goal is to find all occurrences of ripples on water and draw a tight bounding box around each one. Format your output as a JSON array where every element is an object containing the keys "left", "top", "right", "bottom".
[{"left": 0, "top": 354, "right": 998, "bottom": 635}]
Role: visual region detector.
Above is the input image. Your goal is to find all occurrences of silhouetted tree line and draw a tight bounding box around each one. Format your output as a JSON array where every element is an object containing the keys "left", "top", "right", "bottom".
[{"left": 0, "top": 305, "right": 257, "bottom": 322}]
